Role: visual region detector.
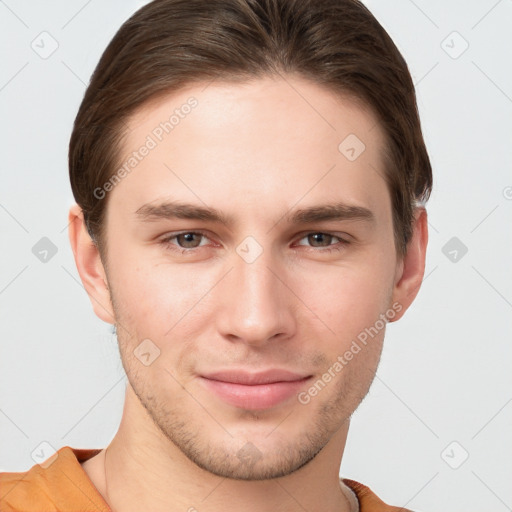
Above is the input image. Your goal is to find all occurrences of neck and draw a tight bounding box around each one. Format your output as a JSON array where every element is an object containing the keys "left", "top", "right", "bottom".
[{"left": 93, "top": 384, "right": 357, "bottom": 512}]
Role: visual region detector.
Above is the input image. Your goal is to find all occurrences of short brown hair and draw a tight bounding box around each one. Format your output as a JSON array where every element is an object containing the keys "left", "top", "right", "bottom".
[{"left": 69, "top": 0, "right": 432, "bottom": 259}]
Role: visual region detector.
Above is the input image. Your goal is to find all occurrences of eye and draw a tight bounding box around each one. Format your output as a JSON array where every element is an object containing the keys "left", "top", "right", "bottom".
[
  {"left": 158, "top": 231, "right": 350, "bottom": 255},
  {"left": 295, "top": 232, "right": 350, "bottom": 252},
  {"left": 160, "top": 231, "right": 210, "bottom": 251}
]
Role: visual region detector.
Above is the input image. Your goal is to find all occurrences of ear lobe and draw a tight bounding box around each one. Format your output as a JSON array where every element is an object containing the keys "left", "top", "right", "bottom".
[
  {"left": 389, "top": 207, "right": 429, "bottom": 322},
  {"left": 68, "top": 204, "right": 115, "bottom": 324}
]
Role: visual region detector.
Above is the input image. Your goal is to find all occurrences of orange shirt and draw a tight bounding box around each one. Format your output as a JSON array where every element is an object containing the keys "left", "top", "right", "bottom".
[{"left": 0, "top": 446, "right": 411, "bottom": 511}]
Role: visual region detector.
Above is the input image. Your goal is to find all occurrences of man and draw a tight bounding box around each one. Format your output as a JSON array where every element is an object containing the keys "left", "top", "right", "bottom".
[{"left": 0, "top": 0, "right": 431, "bottom": 510}]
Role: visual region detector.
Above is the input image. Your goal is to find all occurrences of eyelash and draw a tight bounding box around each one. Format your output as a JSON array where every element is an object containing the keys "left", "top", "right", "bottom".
[{"left": 159, "top": 231, "right": 350, "bottom": 254}]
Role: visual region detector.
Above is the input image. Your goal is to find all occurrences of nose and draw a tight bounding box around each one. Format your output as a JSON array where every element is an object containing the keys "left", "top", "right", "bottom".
[{"left": 216, "top": 247, "right": 296, "bottom": 346}]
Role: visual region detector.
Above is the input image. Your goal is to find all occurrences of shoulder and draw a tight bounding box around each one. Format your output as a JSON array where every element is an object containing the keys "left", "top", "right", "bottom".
[
  {"left": 0, "top": 446, "right": 110, "bottom": 512},
  {"left": 342, "top": 478, "right": 415, "bottom": 512}
]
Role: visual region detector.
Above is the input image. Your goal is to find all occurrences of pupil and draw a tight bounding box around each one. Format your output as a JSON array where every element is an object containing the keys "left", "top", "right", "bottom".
[
  {"left": 180, "top": 233, "right": 198, "bottom": 247},
  {"left": 310, "top": 233, "right": 331, "bottom": 247}
]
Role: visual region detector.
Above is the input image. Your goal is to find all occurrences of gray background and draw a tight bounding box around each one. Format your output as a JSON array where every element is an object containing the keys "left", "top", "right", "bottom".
[{"left": 1, "top": 1, "right": 511, "bottom": 511}]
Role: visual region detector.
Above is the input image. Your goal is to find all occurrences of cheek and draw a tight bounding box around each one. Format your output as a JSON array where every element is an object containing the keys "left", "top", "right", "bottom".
[
  {"left": 108, "top": 259, "right": 210, "bottom": 383},
  {"left": 108, "top": 252, "right": 218, "bottom": 340},
  {"left": 291, "top": 260, "right": 393, "bottom": 338}
]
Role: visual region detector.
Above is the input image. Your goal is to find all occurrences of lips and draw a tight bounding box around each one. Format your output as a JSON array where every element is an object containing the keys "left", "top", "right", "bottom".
[
  {"left": 199, "top": 369, "right": 312, "bottom": 410},
  {"left": 202, "top": 369, "right": 309, "bottom": 385}
]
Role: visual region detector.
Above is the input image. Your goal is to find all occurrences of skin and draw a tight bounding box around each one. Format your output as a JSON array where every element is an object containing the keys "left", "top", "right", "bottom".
[{"left": 69, "top": 75, "right": 428, "bottom": 512}]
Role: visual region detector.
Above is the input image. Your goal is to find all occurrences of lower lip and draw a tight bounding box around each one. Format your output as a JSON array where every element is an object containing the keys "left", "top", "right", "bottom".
[{"left": 199, "top": 377, "right": 311, "bottom": 410}]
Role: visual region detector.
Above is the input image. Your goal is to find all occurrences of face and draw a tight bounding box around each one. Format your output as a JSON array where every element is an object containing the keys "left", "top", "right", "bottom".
[{"left": 98, "top": 75, "right": 403, "bottom": 479}]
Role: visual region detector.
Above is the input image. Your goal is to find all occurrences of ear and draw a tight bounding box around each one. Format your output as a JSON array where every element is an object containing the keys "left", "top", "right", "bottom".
[
  {"left": 389, "top": 207, "right": 429, "bottom": 322},
  {"left": 68, "top": 204, "right": 115, "bottom": 324}
]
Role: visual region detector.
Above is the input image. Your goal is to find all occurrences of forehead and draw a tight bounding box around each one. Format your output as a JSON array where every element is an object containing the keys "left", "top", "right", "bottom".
[{"left": 109, "top": 75, "right": 389, "bottom": 225}]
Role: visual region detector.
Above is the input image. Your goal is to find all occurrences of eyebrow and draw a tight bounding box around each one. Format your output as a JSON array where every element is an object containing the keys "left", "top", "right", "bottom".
[
  {"left": 135, "top": 201, "right": 233, "bottom": 225},
  {"left": 135, "top": 200, "right": 375, "bottom": 226},
  {"left": 287, "top": 202, "right": 375, "bottom": 225}
]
